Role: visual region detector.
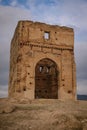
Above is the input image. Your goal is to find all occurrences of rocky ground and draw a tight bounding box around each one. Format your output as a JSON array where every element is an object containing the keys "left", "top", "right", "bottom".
[{"left": 0, "top": 98, "right": 87, "bottom": 130}]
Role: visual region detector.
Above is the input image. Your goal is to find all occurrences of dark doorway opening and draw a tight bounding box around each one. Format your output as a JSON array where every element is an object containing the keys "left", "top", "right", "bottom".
[{"left": 35, "top": 58, "right": 58, "bottom": 99}]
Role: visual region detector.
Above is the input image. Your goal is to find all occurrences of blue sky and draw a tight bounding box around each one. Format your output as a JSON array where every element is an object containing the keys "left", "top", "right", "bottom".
[{"left": 0, "top": 0, "right": 87, "bottom": 97}]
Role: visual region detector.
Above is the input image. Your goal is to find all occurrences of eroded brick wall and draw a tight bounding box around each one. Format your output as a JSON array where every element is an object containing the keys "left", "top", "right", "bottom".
[{"left": 9, "top": 20, "right": 76, "bottom": 100}]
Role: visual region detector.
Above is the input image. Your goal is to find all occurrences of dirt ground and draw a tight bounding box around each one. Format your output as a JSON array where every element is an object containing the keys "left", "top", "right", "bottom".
[{"left": 0, "top": 98, "right": 87, "bottom": 130}]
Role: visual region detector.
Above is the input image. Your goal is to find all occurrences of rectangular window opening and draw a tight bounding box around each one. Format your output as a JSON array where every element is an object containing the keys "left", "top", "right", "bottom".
[{"left": 44, "top": 32, "right": 50, "bottom": 39}]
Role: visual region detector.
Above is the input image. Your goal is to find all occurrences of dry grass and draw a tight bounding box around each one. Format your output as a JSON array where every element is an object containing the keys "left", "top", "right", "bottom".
[{"left": 0, "top": 99, "right": 87, "bottom": 130}]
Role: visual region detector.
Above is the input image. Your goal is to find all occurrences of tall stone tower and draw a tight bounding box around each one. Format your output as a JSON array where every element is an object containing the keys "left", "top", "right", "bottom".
[{"left": 9, "top": 20, "right": 76, "bottom": 100}]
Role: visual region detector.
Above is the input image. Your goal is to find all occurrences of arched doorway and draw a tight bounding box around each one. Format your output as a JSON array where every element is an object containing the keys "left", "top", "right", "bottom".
[{"left": 35, "top": 58, "right": 58, "bottom": 99}]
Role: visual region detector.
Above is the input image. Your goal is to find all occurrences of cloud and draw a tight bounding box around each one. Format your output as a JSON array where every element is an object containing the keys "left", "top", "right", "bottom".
[
  {"left": 75, "top": 40, "right": 87, "bottom": 95},
  {"left": 1, "top": 0, "right": 87, "bottom": 29},
  {"left": 63, "top": 0, "right": 87, "bottom": 30},
  {"left": 24, "top": 0, "right": 87, "bottom": 30},
  {"left": 0, "top": 5, "right": 31, "bottom": 97},
  {"left": 0, "top": 0, "right": 87, "bottom": 97},
  {"left": 9, "top": 0, "right": 27, "bottom": 9},
  {"left": 10, "top": 0, "right": 18, "bottom": 7},
  {"left": 0, "top": 85, "right": 8, "bottom": 98},
  {"left": 75, "top": 41, "right": 87, "bottom": 80},
  {"left": 77, "top": 79, "right": 87, "bottom": 95}
]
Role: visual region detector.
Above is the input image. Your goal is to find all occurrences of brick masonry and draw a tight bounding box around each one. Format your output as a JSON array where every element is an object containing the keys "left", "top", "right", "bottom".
[{"left": 9, "top": 20, "right": 76, "bottom": 100}]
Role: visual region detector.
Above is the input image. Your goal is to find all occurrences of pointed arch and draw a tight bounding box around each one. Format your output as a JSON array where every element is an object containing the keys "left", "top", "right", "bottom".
[{"left": 35, "top": 58, "right": 59, "bottom": 99}]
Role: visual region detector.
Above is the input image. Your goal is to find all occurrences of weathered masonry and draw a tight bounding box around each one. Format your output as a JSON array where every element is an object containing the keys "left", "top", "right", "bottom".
[{"left": 9, "top": 20, "right": 76, "bottom": 100}]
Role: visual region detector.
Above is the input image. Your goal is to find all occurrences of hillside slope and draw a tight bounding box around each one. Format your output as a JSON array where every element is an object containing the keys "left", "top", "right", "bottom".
[{"left": 0, "top": 98, "right": 87, "bottom": 130}]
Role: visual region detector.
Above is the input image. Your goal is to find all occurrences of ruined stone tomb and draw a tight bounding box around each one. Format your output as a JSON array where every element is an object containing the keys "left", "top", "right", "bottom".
[{"left": 9, "top": 20, "right": 76, "bottom": 100}]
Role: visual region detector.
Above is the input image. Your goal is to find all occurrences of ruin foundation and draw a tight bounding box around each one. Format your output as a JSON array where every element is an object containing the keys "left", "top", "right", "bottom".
[{"left": 9, "top": 20, "right": 76, "bottom": 100}]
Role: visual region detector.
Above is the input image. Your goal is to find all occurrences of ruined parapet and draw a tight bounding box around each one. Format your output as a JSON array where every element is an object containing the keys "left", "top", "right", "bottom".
[{"left": 9, "top": 20, "right": 76, "bottom": 100}]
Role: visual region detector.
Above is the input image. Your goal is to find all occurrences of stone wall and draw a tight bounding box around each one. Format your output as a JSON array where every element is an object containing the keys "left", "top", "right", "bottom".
[{"left": 9, "top": 20, "right": 76, "bottom": 100}]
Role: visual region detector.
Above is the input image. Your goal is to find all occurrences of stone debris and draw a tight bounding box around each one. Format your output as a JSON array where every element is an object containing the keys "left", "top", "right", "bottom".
[{"left": 0, "top": 103, "right": 16, "bottom": 114}]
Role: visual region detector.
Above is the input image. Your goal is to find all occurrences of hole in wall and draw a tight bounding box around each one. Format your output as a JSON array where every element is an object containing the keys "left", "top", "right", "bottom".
[
  {"left": 39, "top": 66, "right": 43, "bottom": 72},
  {"left": 23, "top": 88, "right": 26, "bottom": 91},
  {"left": 23, "top": 86, "right": 26, "bottom": 91},
  {"left": 30, "top": 82, "right": 32, "bottom": 85},
  {"left": 45, "top": 90, "right": 47, "bottom": 93},
  {"left": 17, "top": 80, "right": 20, "bottom": 82},
  {"left": 44, "top": 32, "right": 50, "bottom": 39},
  {"left": 43, "top": 78, "right": 46, "bottom": 80},
  {"left": 16, "top": 89, "right": 21, "bottom": 93},
  {"left": 68, "top": 90, "right": 72, "bottom": 93}
]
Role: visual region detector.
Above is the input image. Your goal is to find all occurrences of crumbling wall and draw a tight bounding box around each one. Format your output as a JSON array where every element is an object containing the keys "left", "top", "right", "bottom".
[{"left": 9, "top": 20, "right": 76, "bottom": 100}]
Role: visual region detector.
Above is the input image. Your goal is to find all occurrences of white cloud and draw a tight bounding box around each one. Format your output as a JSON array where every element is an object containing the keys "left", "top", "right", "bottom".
[
  {"left": 26, "top": 0, "right": 87, "bottom": 30},
  {"left": 9, "top": 0, "right": 26, "bottom": 9},
  {"left": 0, "top": 90, "right": 8, "bottom": 98},
  {"left": 10, "top": 0, "right": 18, "bottom": 7},
  {"left": 0, "top": 5, "right": 31, "bottom": 97},
  {"left": 77, "top": 79, "right": 87, "bottom": 95},
  {"left": 0, "top": 85, "right": 8, "bottom": 98},
  {"left": 0, "top": 0, "right": 87, "bottom": 97},
  {"left": 0, "top": 5, "right": 31, "bottom": 42},
  {"left": 2, "top": 0, "right": 87, "bottom": 30}
]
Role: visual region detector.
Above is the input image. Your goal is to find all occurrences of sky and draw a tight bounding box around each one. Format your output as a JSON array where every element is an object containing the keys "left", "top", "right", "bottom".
[{"left": 0, "top": 0, "right": 87, "bottom": 97}]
